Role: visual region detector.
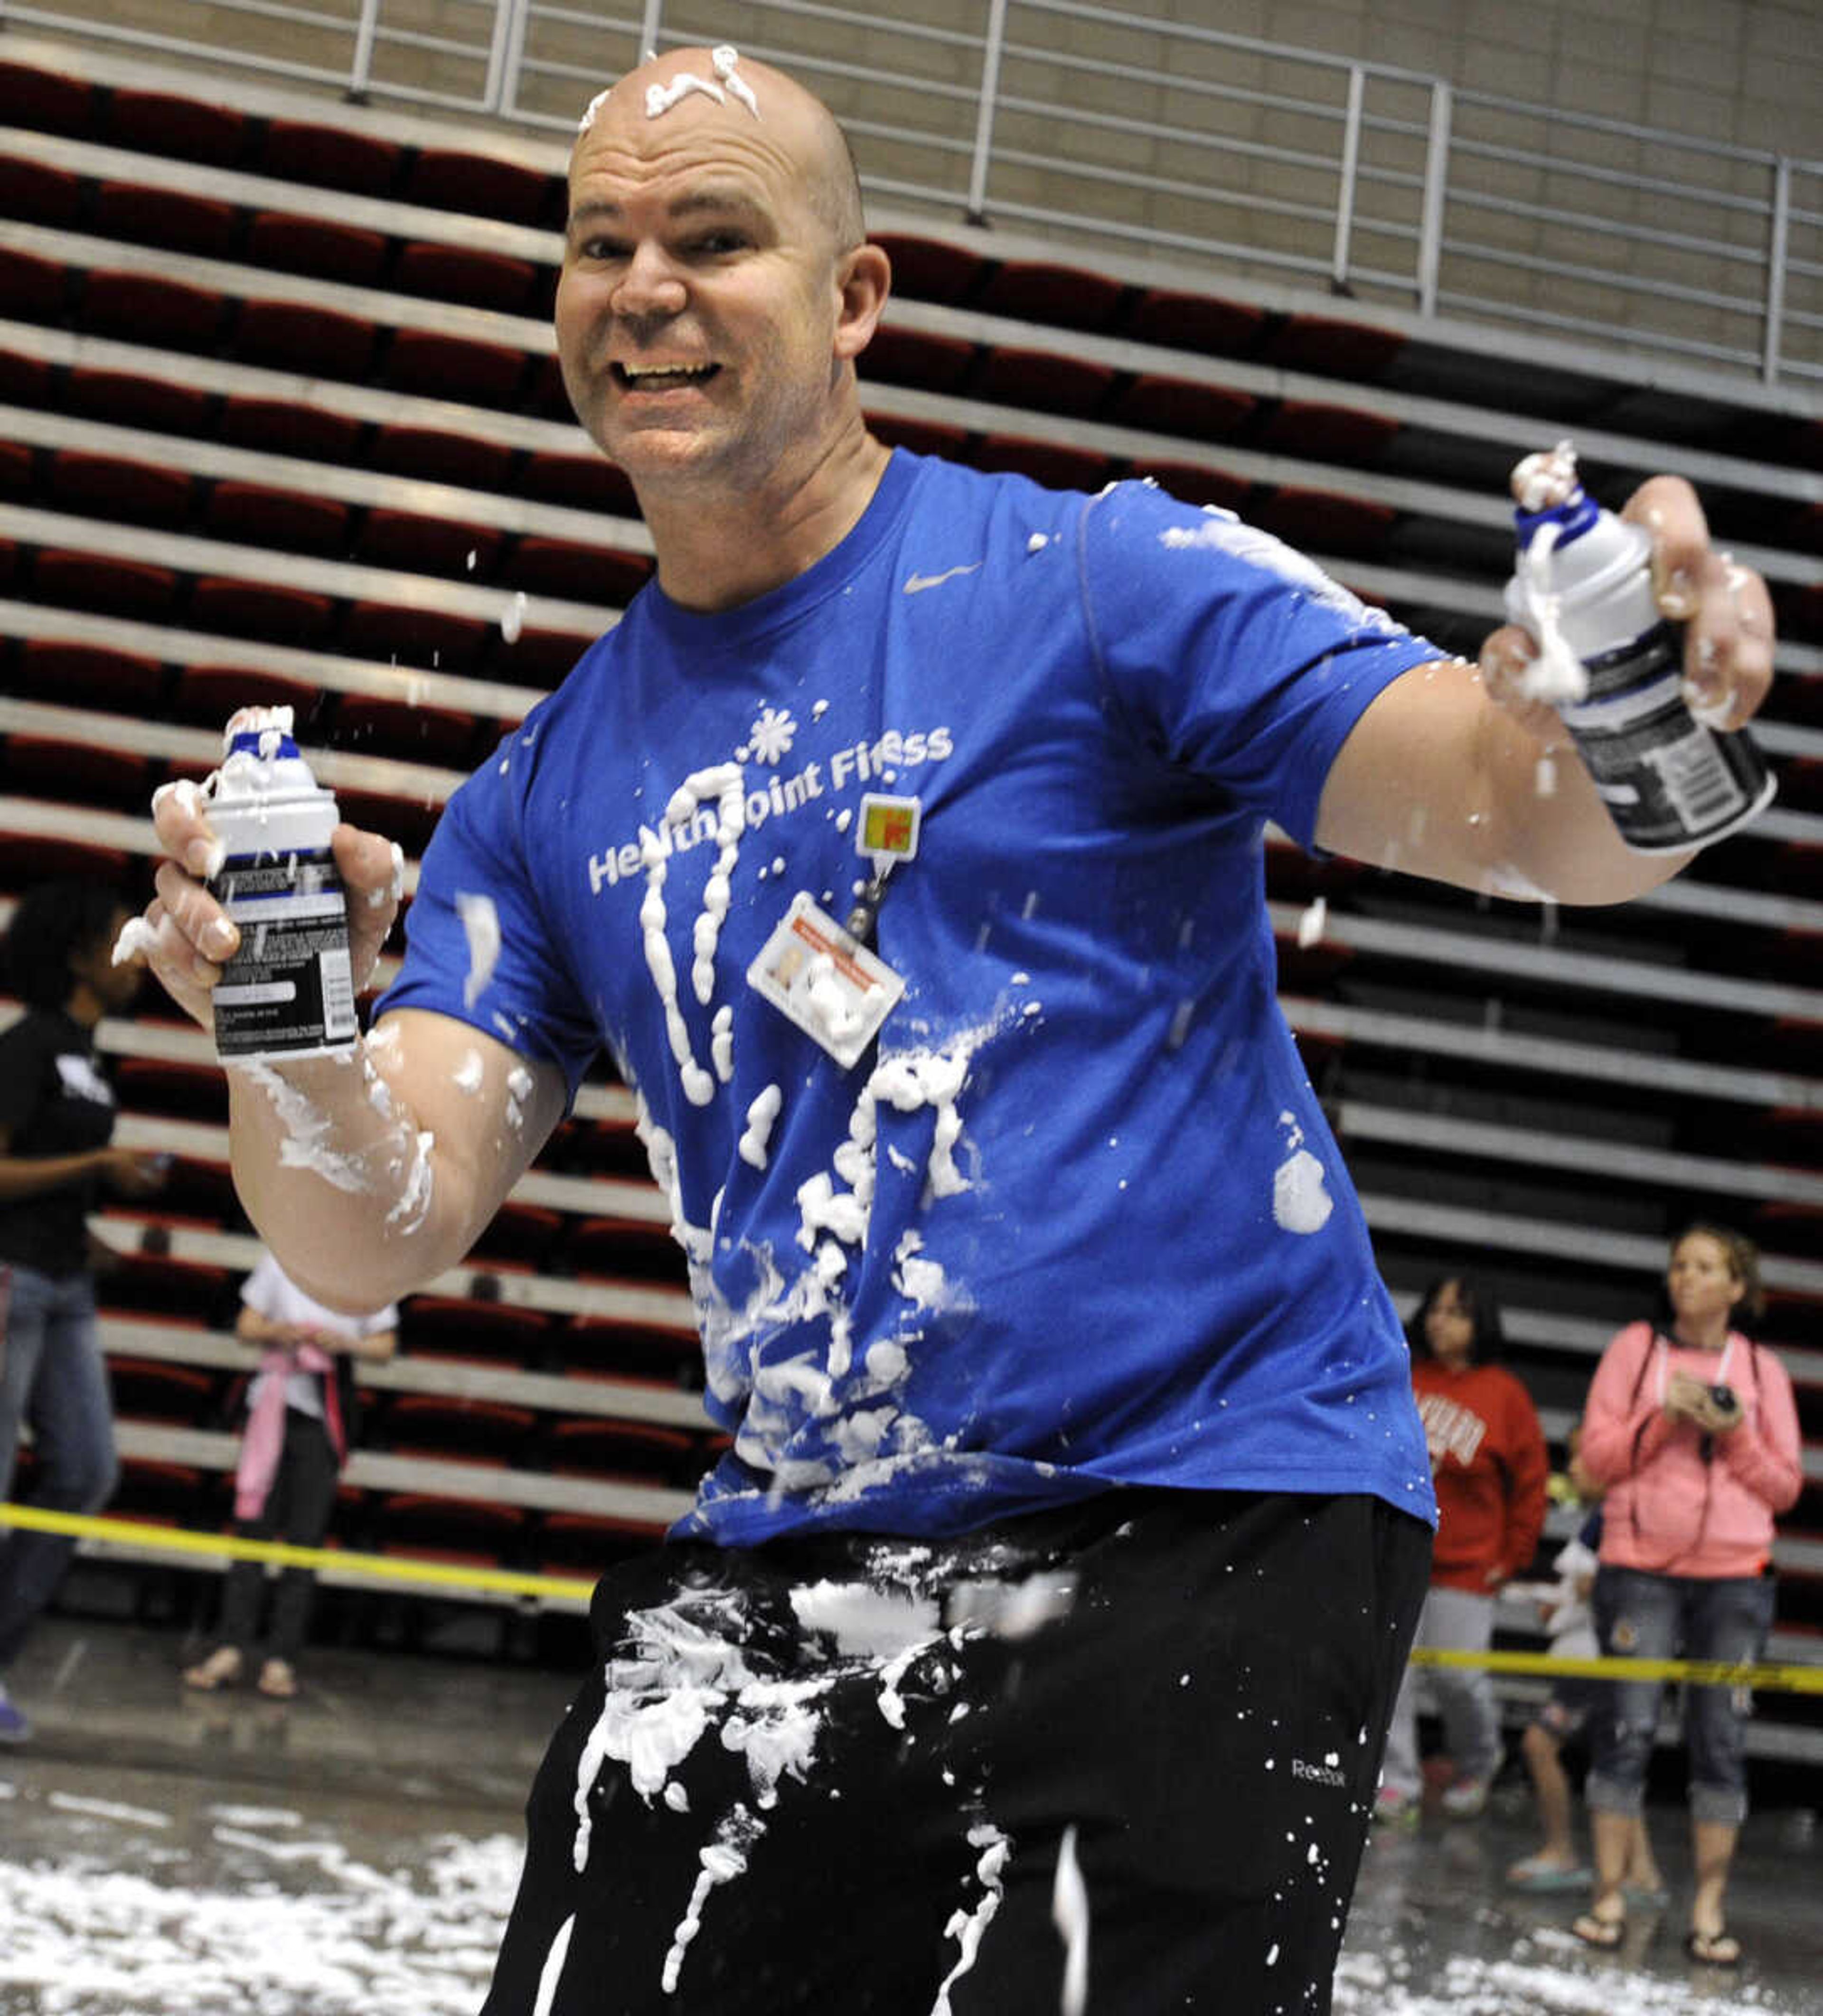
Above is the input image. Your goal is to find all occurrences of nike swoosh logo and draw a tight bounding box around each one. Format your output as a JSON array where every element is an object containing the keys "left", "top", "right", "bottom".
[{"left": 903, "top": 563, "right": 983, "bottom": 595}]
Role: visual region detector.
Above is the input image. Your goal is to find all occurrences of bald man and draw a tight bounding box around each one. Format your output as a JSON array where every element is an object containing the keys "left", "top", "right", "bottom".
[{"left": 132, "top": 44, "right": 1776, "bottom": 2015}]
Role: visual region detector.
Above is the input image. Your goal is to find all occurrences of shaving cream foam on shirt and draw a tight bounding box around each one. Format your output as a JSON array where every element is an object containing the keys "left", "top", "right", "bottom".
[{"left": 206, "top": 708, "right": 358, "bottom": 1061}]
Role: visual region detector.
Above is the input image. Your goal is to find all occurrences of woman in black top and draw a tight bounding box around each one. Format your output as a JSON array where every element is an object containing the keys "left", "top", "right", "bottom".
[{"left": 0, "top": 879, "right": 164, "bottom": 1743}]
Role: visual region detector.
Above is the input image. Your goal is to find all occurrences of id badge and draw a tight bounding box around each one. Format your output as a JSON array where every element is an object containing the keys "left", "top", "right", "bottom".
[{"left": 747, "top": 892, "right": 905, "bottom": 1069}]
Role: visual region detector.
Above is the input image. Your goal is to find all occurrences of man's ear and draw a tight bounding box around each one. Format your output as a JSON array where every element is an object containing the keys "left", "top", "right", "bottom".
[{"left": 833, "top": 241, "right": 892, "bottom": 360}]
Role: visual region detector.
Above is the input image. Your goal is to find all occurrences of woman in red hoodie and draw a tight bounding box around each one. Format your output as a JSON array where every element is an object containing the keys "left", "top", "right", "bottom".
[
  {"left": 1572, "top": 1224, "right": 1801, "bottom": 1965},
  {"left": 1378, "top": 1276, "right": 1549, "bottom": 1824}
]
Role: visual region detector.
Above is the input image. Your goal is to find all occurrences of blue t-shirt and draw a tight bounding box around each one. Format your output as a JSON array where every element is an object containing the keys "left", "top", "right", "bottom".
[{"left": 380, "top": 451, "right": 1439, "bottom": 1544}]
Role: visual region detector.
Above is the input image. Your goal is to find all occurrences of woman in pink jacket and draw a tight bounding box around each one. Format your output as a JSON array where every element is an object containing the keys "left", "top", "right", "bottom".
[{"left": 1572, "top": 1224, "right": 1802, "bottom": 1966}]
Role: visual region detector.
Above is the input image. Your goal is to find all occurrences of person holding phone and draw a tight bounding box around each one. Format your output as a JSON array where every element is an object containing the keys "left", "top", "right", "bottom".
[{"left": 1573, "top": 1225, "right": 1802, "bottom": 1965}]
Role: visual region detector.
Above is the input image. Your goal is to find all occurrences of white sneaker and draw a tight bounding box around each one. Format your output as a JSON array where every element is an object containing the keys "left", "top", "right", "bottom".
[
  {"left": 1373, "top": 1784, "right": 1418, "bottom": 1829},
  {"left": 1441, "top": 1777, "right": 1489, "bottom": 1819}
]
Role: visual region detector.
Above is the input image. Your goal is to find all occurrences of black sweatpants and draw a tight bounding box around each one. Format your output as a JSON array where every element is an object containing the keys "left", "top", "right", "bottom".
[
  {"left": 482, "top": 1489, "right": 1429, "bottom": 2016},
  {"left": 215, "top": 1409, "right": 339, "bottom": 1663}
]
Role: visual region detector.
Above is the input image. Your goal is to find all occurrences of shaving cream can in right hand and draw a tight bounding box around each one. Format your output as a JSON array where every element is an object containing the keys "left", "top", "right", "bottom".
[
  {"left": 1503, "top": 443, "right": 1774, "bottom": 853},
  {"left": 205, "top": 709, "right": 358, "bottom": 1061}
]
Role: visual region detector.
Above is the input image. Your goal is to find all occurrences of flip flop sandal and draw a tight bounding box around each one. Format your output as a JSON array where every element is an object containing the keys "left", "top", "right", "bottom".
[
  {"left": 256, "top": 1660, "right": 298, "bottom": 1699},
  {"left": 182, "top": 1647, "right": 243, "bottom": 1692},
  {"left": 1509, "top": 1857, "right": 1592, "bottom": 1893},
  {"left": 1684, "top": 1929, "right": 1741, "bottom": 1967},
  {"left": 1573, "top": 1911, "right": 1626, "bottom": 1950}
]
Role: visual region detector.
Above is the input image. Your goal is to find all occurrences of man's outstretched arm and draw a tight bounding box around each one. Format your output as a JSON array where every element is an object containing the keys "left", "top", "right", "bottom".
[
  {"left": 1316, "top": 476, "right": 1775, "bottom": 905},
  {"left": 125, "top": 804, "right": 567, "bottom": 1313}
]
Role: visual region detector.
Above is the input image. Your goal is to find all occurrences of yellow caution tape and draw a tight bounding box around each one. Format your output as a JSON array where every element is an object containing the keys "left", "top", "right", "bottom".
[
  {"left": 6, "top": 1500, "right": 1822, "bottom": 1695},
  {"left": 1412, "top": 1644, "right": 1823, "bottom": 1694},
  {"left": 0, "top": 1501, "right": 596, "bottom": 1605}
]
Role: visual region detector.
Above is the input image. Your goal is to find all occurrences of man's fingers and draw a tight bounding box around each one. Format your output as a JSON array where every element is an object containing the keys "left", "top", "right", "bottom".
[
  {"left": 1478, "top": 627, "right": 1564, "bottom": 746},
  {"left": 335, "top": 822, "right": 404, "bottom": 900},
  {"left": 1621, "top": 474, "right": 1709, "bottom": 619},
  {"left": 1684, "top": 550, "right": 1775, "bottom": 731},
  {"left": 153, "top": 857, "right": 239, "bottom": 964},
  {"left": 150, "top": 777, "right": 226, "bottom": 880}
]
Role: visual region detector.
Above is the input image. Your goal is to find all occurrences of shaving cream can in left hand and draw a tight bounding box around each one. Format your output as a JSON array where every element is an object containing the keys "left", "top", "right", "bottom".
[{"left": 205, "top": 709, "right": 359, "bottom": 1061}]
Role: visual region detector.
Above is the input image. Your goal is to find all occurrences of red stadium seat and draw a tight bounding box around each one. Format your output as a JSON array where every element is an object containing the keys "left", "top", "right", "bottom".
[
  {"left": 519, "top": 450, "right": 637, "bottom": 517},
  {"left": 171, "top": 664, "right": 322, "bottom": 730},
  {"left": 48, "top": 450, "right": 193, "bottom": 529},
  {"left": 403, "top": 149, "right": 557, "bottom": 228},
  {"left": 395, "top": 241, "right": 539, "bottom": 315},
  {"left": 113, "top": 1056, "right": 231, "bottom": 1125},
  {"left": 14, "top": 641, "right": 165, "bottom": 710},
  {"left": 401, "top": 1294, "right": 552, "bottom": 1369},
  {"left": 331, "top": 784, "right": 441, "bottom": 855},
  {"left": 1266, "top": 312, "right": 1407, "bottom": 381},
  {"left": 34, "top": 550, "right": 179, "bottom": 621},
  {"left": 355, "top": 510, "right": 503, "bottom": 581},
  {"left": 258, "top": 120, "right": 401, "bottom": 197},
  {"left": 0, "top": 60, "right": 96, "bottom": 139},
  {"left": 218, "top": 398, "right": 366, "bottom": 464},
  {"left": 972, "top": 347, "right": 1115, "bottom": 420},
  {"left": 244, "top": 210, "right": 389, "bottom": 287},
  {"left": 859, "top": 327, "right": 977, "bottom": 395},
  {"left": 91, "top": 181, "right": 238, "bottom": 260},
  {"left": 385, "top": 1395, "right": 535, "bottom": 1465},
  {"left": 538, "top": 1510, "right": 664, "bottom": 1574},
  {"left": 327, "top": 694, "right": 479, "bottom": 769},
  {"left": 0, "top": 834, "right": 134, "bottom": 898},
  {"left": 867, "top": 415, "right": 972, "bottom": 462},
  {"left": 501, "top": 538, "right": 649, "bottom": 605},
  {"left": 0, "top": 737, "right": 158, "bottom": 815},
  {"left": 0, "top": 246, "right": 70, "bottom": 323},
  {"left": 368, "top": 424, "right": 516, "bottom": 491},
  {"left": 1253, "top": 486, "right": 1396, "bottom": 559},
  {"left": 203, "top": 481, "right": 351, "bottom": 557},
  {"left": 1141, "top": 460, "right": 1253, "bottom": 514},
  {"left": 550, "top": 1418, "right": 696, "bottom": 1483},
  {"left": 560, "top": 1318, "right": 700, "bottom": 1385},
  {"left": 871, "top": 234, "right": 987, "bottom": 306},
  {"left": 971, "top": 435, "right": 1117, "bottom": 492},
  {"left": 338, "top": 600, "right": 489, "bottom": 675},
  {"left": 1125, "top": 287, "right": 1268, "bottom": 358},
  {"left": 235, "top": 300, "right": 379, "bottom": 380},
  {"left": 0, "top": 441, "right": 29, "bottom": 500},
  {"left": 975, "top": 259, "right": 1128, "bottom": 334},
  {"left": 0, "top": 156, "right": 82, "bottom": 228},
  {"left": 564, "top": 1219, "right": 689, "bottom": 1288},
  {"left": 107, "top": 89, "right": 249, "bottom": 167},
  {"left": 107, "top": 1358, "right": 218, "bottom": 1425},
  {"left": 1109, "top": 374, "right": 1257, "bottom": 443},
  {"left": 66, "top": 367, "right": 212, "bottom": 438},
  {"left": 188, "top": 576, "right": 337, "bottom": 648},
  {"left": 112, "top": 1457, "right": 214, "bottom": 1529},
  {"left": 1256, "top": 399, "right": 1401, "bottom": 464},
  {"left": 375, "top": 1494, "right": 526, "bottom": 1567},
  {"left": 468, "top": 1201, "right": 565, "bottom": 1269},
  {"left": 82, "top": 271, "right": 226, "bottom": 350},
  {"left": 0, "top": 348, "right": 53, "bottom": 406},
  {"left": 381, "top": 330, "right": 529, "bottom": 410}
]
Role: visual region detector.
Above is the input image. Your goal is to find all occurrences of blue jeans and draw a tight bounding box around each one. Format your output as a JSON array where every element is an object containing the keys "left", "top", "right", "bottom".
[
  {"left": 0, "top": 1265, "right": 118, "bottom": 1669},
  {"left": 1586, "top": 1564, "right": 1774, "bottom": 1826}
]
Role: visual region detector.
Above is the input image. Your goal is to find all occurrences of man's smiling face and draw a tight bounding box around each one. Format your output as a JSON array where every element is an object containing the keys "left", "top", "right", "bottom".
[{"left": 555, "top": 56, "right": 855, "bottom": 496}]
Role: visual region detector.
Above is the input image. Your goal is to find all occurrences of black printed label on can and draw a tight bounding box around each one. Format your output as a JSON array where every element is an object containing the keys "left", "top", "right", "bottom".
[
  {"left": 209, "top": 848, "right": 357, "bottom": 1058},
  {"left": 1562, "top": 624, "right": 1772, "bottom": 852}
]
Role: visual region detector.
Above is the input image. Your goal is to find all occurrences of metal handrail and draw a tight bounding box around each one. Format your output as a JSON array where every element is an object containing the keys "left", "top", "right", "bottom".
[{"left": 1, "top": 0, "right": 1815, "bottom": 392}]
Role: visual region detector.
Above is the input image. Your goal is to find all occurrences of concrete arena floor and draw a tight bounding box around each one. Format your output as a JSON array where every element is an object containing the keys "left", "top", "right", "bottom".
[{"left": 0, "top": 1620, "right": 1818, "bottom": 2015}]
